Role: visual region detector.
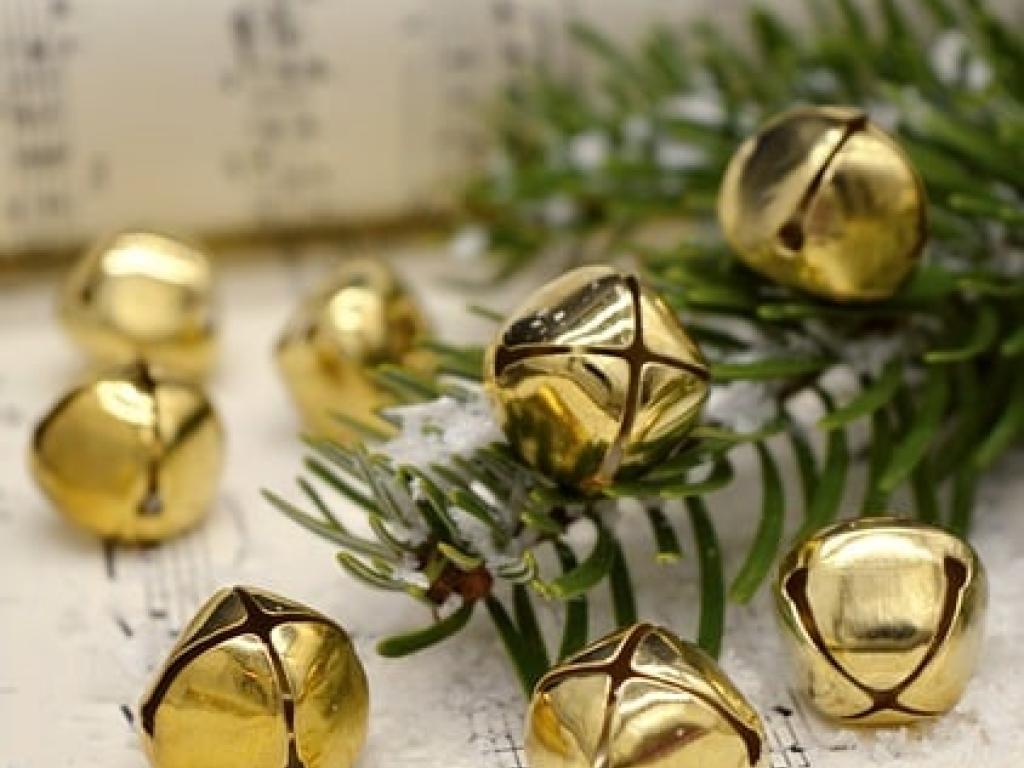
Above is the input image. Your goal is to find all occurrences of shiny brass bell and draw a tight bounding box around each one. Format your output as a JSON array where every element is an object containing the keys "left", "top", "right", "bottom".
[
  {"left": 484, "top": 265, "right": 709, "bottom": 491},
  {"left": 29, "top": 361, "right": 223, "bottom": 542},
  {"left": 718, "top": 106, "right": 927, "bottom": 301},
  {"left": 275, "top": 257, "right": 430, "bottom": 444},
  {"left": 60, "top": 231, "right": 217, "bottom": 378},
  {"left": 526, "top": 623, "right": 767, "bottom": 768},
  {"left": 775, "top": 517, "right": 987, "bottom": 725},
  {"left": 139, "top": 586, "right": 369, "bottom": 768}
]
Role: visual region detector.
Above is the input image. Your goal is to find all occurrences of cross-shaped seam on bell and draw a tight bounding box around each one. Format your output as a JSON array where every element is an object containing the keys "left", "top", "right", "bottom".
[
  {"left": 535, "top": 624, "right": 763, "bottom": 767},
  {"left": 492, "top": 276, "right": 710, "bottom": 485},
  {"left": 783, "top": 555, "right": 970, "bottom": 720}
]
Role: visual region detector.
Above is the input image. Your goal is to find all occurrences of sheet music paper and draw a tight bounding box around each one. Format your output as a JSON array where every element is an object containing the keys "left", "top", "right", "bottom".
[
  {"left": 0, "top": 0, "right": 755, "bottom": 258},
  {"left": 1, "top": 246, "right": 1023, "bottom": 766}
]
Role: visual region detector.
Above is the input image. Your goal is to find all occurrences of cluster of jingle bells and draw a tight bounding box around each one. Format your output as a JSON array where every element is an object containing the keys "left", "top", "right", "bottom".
[
  {"left": 29, "top": 231, "right": 420, "bottom": 766},
  {"left": 26, "top": 106, "right": 987, "bottom": 768},
  {"left": 31, "top": 235, "right": 429, "bottom": 541}
]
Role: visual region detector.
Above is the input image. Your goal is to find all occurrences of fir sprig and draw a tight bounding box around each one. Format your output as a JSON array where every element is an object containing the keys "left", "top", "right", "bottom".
[
  {"left": 265, "top": 369, "right": 766, "bottom": 692},
  {"left": 270, "top": 0, "right": 1023, "bottom": 694},
  {"left": 462, "top": 0, "right": 1022, "bottom": 278}
]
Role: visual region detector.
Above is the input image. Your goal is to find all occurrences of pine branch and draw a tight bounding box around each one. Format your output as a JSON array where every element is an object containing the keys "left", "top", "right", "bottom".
[
  {"left": 458, "top": 0, "right": 1022, "bottom": 279},
  {"left": 271, "top": 0, "right": 1024, "bottom": 692}
]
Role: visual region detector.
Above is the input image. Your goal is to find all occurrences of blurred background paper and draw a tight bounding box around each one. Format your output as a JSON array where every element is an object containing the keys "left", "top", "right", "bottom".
[{"left": 0, "top": 0, "right": 758, "bottom": 262}]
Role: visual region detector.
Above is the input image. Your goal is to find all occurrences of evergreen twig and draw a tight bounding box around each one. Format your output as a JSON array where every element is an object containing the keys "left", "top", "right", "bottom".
[{"left": 271, "top": 0, "right": 1023, "bottom": 691}]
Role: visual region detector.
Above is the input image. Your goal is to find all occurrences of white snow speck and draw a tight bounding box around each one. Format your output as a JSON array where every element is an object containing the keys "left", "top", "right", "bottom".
[
  {"left": 448, "top": 225, "right": 489, "bottom": 264},
  {"left": 930, "top": 29, "right": 991, "bottom": 90},
  {"left": 840, "top": 334, "right": 906, "bottom": 378},
  {"left": 382, "top": 391, "right": 502, "bottom": 468},
  {"left": 654, "top": 139, "right": 706, "bottom": 171},
  {"left": 543, "top": 194, "right": 578, "bottom": 227},
  {"left": 568, "top": 130, "right": 609, "bottom": 171},
  {"left": 623, "top": 114, "right": 652, "bottom": 144},
  {"left": 802, "top": 68, "right": 840, "bottom": 95},
  {"left": 661, "top": 92, "right": 725, "bottom": 126},
  {"left": 704, "top": 381, "right": 778, "bottom": 434}
]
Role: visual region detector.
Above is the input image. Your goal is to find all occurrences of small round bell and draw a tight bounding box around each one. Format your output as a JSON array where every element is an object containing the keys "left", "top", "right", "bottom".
[
  {"left": 139, "top": 585, "right": 369, "bottom": 768},
  {"left": 718, "top": 106, "right": 927, "bottom": 301},
  {"left": 526, "top": 623, "right": 767, "bottom": 768},
  {"left": 484, "top": 265, "right": 709, "bottom": 491},
  {"left": 275, "top": 258, "right": 430, "bottom": 444},
  {"left": 29, "top": 361, "right": 223, "bottom": 542},
  {"left": 775, "top": 517, "right": 987, "bottom": 725},
  {"left": 59, "top": 231, "right": 217, "bottom": 378}
]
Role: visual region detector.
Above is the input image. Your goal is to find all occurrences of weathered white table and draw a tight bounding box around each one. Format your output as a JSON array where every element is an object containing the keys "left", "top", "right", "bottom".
[{"left": 1, "top": 244, "right": 1021, "bottom": 767}]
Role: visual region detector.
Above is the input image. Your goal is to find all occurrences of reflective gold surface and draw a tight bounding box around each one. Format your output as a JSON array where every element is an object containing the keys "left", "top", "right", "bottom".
[
  {"left": 484, "top": 266, "right": 709, "bottom": 490},
  {"left": 139, "top": 586, "right": 369, "bottom": 768},
  {"left": 60, "top": 231, "right": 216, "bottom": 378},
  {"left": 718, "top": 106, "right": 927, "bottom": 301},
  {"left": 30, "top": 361, "right": 223, "bottom": 542},
  {"left": 526, "top": 623, "right": 766, "bottom": 768},
  {"left": 775, "top": 517, "right": 987, "bottom": 725},
  {"left": 275, "top": 257, "right": 430, "bottom": 444}
]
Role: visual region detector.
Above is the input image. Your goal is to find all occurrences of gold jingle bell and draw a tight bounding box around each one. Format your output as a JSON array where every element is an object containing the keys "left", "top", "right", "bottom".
[
  {"left": 526, "top": 623, "right": 767, "bottom": 768},
  {"left": 29, "top": 361, "right": 223, "bottom": 542},
  {"left": 484, "top": 266, "right": 709, "bottom": 491},
  {"left": 275, "top": 257, "right": 430, "bottom": 444},
  {"left": 775, "top": 517, "right": 987, "bottom": 725},
  {"left": 60, "top": 231, "right": 216, "bottom": 378},
  {"left": 139, "top": 586, "right": 369, "bottom": 768},
  {"left": 718, "top": 106, "right": 927, "bottom": 302}
]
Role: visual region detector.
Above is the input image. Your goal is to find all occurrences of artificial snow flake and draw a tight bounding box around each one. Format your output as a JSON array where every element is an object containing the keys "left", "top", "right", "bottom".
[
  {"left": 661, "top": 91, "right": 725, "bottom": 126},
  {"left": 383, "top": 392, "right": 502, "bottom": 468},
  {"left": 801, "top": 68, "right": 840, "bottom": 96},
  {"left": 449, "top": 225, "right": 490, "bottom": 264},
  {"left": 704, "top": 381, "right": 778, "bottom": 434},
  {"left": 542, "top": 194, "right": 579, "bottom": 227},
  {"left": 654, "top": 139, "right": 706, "bottom": 171},
  {"left": 622, "top": 114, "right": 653, "bottom": 145},
  {"left": 931, "top": 29, "right": 970, "bottom": 83},
  {"left": 392, "top": 558, "right": 432, "bottom": 590},
  {"left": 866, "top": 100, "right": 900, "bottom": 133},
  {"left": 568, "top": 131, "right": 610, "bottom": 171},
  {"left": 449, "top": 505, "right": 522, "bottom": 571},
  {"left": 930, "top": 29, "right": 992, "bottom": 90},
  {"left": 839, "top": 334, "right": 906, "bottom": 378}
]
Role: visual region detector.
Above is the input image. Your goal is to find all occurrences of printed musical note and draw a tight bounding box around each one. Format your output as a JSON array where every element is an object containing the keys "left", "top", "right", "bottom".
[{"left": 0, "top": 0, "right": 708, "bottom": 259}]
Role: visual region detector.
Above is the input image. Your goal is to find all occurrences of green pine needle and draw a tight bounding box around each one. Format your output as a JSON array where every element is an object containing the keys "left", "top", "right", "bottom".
[
  {"left": 607, "top": 539, "right": 639, "bottom": 629},
  {"left": 377, "top": 603, "right": 476, "bottom": 657},
  {"left": 729, "top": 444, "right": 785, "bottom": 603},
  {"left": 537, "top": 518, "right": 616, "bottom": 600},
  {"left": 686, "top": 497, "right": 725, "bottom": 659},
  {"left": 554, "top": 542, "right": 590, "bottom": 660}
]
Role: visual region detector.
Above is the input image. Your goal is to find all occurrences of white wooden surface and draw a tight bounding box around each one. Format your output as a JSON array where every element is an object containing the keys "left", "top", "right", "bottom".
[{"left": 1, "top": 245, "right": 1022, "bottom": 767}]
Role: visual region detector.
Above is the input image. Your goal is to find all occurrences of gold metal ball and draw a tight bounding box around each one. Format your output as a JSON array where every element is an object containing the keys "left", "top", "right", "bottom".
[
  {"left": 139, "top": 586, "right": 369, "bottom": 768},
  {"left": 275, "top": 258, "right": 430, "bottom": 444},
  {"left": 29, "top": 361, "right": 223, "bottom": 542},
  {"left": 526, "top": 623, "right": 767, "bottom": 768},
  {"left": 775, "top": 517, "right": 987, "bottom": 725},
  {"left": 484, "top": 265, "right": 709, "bottom": 491},
  {"left": 60, "top": 231, "right": 217, "bottom": 378},
  {"left": 718, "top": 106, "right": 927, "bottom": 301}
]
